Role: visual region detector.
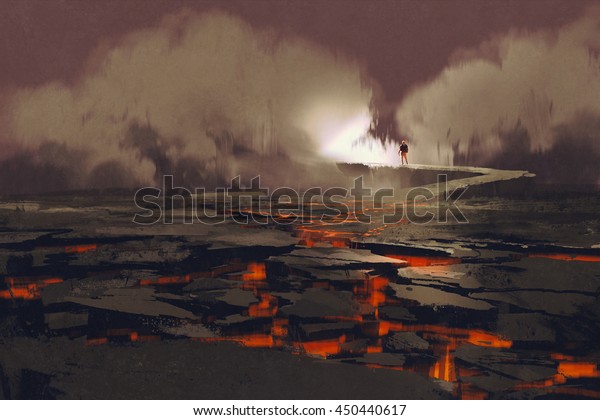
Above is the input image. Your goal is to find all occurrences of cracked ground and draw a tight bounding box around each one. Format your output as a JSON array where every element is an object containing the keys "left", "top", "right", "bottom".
[{"left": 1, "top": 190, "right": 600, "bottom": 399}]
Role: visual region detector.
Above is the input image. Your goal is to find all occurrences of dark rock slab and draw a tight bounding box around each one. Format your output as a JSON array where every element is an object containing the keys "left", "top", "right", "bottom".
[
  {"left": 385, "top": 332, "right": 429, "bottom": 351},
  {"left": 279, "top": 289, "right": 359, "bottom": 318}
]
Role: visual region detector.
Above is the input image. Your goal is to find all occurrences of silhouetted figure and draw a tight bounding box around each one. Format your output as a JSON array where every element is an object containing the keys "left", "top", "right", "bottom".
[{"left": 398, "top": 139, "right": 409, "bottom": 165}]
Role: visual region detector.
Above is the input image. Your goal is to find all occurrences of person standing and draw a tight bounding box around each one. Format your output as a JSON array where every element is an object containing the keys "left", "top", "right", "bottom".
[{"left": 398, "top": 139, "right": 409, "bottom": 165}]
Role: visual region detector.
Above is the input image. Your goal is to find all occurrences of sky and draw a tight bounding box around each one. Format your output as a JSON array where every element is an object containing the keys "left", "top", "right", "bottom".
[
  {"left": 1, "top": 0, "right": 591, "bottom": 102},
  {"left": 0, "top": 0, "right": 598, "bottom": 192}
]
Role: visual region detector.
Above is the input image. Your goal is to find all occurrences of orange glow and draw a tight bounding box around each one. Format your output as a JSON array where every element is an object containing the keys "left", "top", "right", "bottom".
[
  {"left": 139, "top": 274, "right": 191, "bottom": 286},
  {"left": 136, "top": 256, "right": 515, "bottom": 401},
  {"left": 242, "top": 262, "right": 267, "bottom": 282},
  {"left": 513, "top": 360, "right": 600, "bottom": 395},
  {"left": 329, "top": 240, "right": 349, "bottom": 248},
  {"left": 363, "top": 323, "right": 512, "bottom": 392},
  {"left": 199, "top": 334, "right": 276, "bottom": 348},
  {"left": 65, "top": 244, "right": 97, "bottom": 254},
  {"left": 235, "top": 334, "right": 275, "bottom": 348},
  {"left": 21, "top": 238, "right": 600, "bottom": 400},
  {"left": 366, "top": 343, "right": 383, "bottom": 353},
  {"left": 249, "top": 293, "right": 278, "bottom": 317},
  {"left": 354, "top": 275, "right": 389, "bottom": 313},
  {"left": 557, "top": 362, "right": 599, "bottom": 378},
  {"left": 430, "top": 344, "right": 456, "bottom": 382},
  {"left": 271, "top": 318, "right": 288, "bottom": 337},
  {"left": 528, "top": 253, "right": 600, "bottom": 262},
  {"left": 514, "top": 373, "right": 566, "bottom": 391},
  {"left": 296, "top": 227, "right": 356, "bottom": 248},
  {"left": 378, "top": 321, "right": 390, "bottom": 336},
  {"left": 360, "top": 321, "right": 390, "bottom": 337},
  {"left": 297, "top": 336, "right": 346, "bottom": 358},
  {"left": 0, "top": 288, "right": 34, "bottom": 299},
  {"left": 87, "top": 252, "right": 600, "bottom": 400},
  {"left": 85, "top": 337, "right": 108, "bottom": 346},
  {"left": 0, "top": 276, "right": 63, "bottom": 300},
  {"left": 387, "top": 321, "right": 405, "bottom": 332},
  {"left": 84, "top": 329, "right": 160, "bottom": 345},
  {"left": 467, "top": 330, "right": 513, "bottom": 349},
  {"left": 402, "top": 324, "right": 513, "bottom": 349},
  {"left": 551, "top": 353, "right": 575, "bottom": 361},
  {"left": 384, "top": 255, "right": 461, "bottom": 267}
]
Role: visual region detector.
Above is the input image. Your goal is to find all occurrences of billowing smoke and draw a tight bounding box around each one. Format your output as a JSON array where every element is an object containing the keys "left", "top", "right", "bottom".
[
  {"left": 396, "top": 7, "right": 600, "bottom": 185},
  {"left": 0, "top": 9, "right": 373, "bottom": 194}
]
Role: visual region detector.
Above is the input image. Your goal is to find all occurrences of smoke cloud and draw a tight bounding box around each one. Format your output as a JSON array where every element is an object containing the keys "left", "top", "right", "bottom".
[
  {"left": 0, "top": 9, "right": 373, "bottom": 194},
  {"left": 395, "top": 7, "right": 600, "bottom": 185}
]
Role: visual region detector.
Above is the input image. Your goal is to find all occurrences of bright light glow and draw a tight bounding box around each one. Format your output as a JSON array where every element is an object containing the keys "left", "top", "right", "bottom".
[
  {"left": 321, "top": 111, "right": 400, "bottom": 165},
  {"left": 299, "top": 102, "right": 400, "bottom": 166}
]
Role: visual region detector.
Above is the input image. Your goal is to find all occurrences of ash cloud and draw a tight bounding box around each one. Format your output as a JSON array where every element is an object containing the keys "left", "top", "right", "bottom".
[
  {"left": 396, "top": 7, "right": 600, "bottom": 185},
  {"left": 1, "top": 10, "right": 372, "bottom": 194}
]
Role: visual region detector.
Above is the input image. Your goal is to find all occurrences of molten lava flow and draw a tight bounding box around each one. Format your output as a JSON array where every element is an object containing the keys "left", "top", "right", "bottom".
[
  {"left": 239, "top": 262, "right": 269, "bottom": 293},
  {"left": 139, "top": 274, "right": 191, "bottom": 286},
  {"left": 367, "top": 323, "right": 512, "bottom": 398},
  {"left": 528, "top": 253, "right": 600, "bottom": 262},
  {"left": 242, "top": 262, "right": 267, "bottom": 282},
  {"left": 271, "top": 318, "right": 288, "bottom": 337},
  {"left": 295, "top": 336, "right": 347, "bottom": 358},
  {"left": 121, "top": 252, "right": 524, "bottom": 400},
  {"left": 512, "top": 356, "right": 600, "bottom": 396},
  {"left": 384, "top": 255, "right": 461, "bottom": 267},
  {"left": 0, "top": 276, "right": 63, "bottom": 300},
  {"left": 237, "top": 334, "right": 275, "bottom": 348},
  {"left": 557, "top": 362, "right": 599, "bottom": 378},
  {"left": 354, "top": 275, "right": 389, "bottom": 310},
  {"left": 296, "top": 227, "right": 355, "bottom": 248},
  {"left": 365, "top": 340, "right": 384, "bottom": 354},
  {"left": 467, "top": 330, "right": 513, "bottom": 349},
  {"left": 64, "top": 244, "right": 97, "bottom": 254},
  {"left": 248, "top": 293, "right": 278, "bottom": 317},
  {"left": 429, "top": 343, "right": 457, "bottom": 382},
  {"left": 85, "top": 328, "right": 160, "bottom": 346},
  {"left": 402, "top": 324, "right": 513, "bottom": 349},
  {"left": 85, "top": 337, "right": 108, "bottom": 346}
]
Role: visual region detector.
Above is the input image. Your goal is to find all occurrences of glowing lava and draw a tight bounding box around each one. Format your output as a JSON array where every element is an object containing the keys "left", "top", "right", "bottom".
[{"left": 0, "top": 276, "right": 63, "bottom": 300}]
